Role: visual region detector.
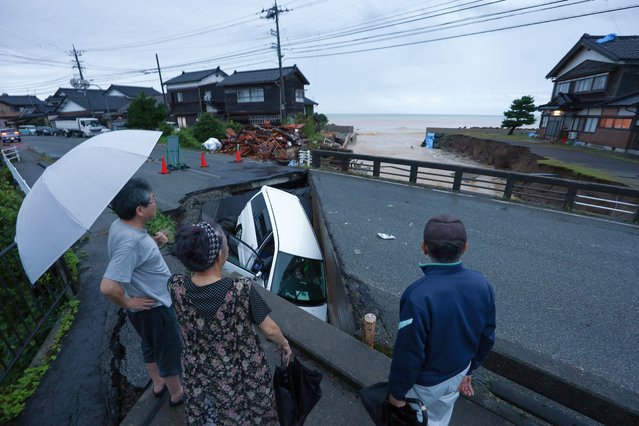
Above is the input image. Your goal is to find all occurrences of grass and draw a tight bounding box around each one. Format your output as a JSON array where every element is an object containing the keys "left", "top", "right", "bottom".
[
  {"left": 537, "top": 158, "right": 621, "bottom": 183},
  {"left": 460, "top": 131, "right": 537, "bottom": 142}
]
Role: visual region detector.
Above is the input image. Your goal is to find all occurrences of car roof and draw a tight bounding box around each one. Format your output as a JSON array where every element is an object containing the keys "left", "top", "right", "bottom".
[{"left": 261, "top": 186, "right": 323, "bottom": 260}]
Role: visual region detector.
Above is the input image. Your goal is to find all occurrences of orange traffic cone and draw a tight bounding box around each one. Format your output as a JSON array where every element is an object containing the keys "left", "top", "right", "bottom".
[
  {"left": 235, "top": 144, "right": 242, "bottom": 163},
  {"left": 200, "top": 152, "right": 209, "bottom": 168},
  {"left": 160, "top": 156, "right": 169, "bottom": 174}
]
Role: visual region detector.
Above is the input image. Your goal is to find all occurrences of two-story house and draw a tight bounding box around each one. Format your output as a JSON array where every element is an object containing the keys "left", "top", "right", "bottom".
[
  {"left": 0, "top": 95, "right": 51, "bottom": 128},
  {"left": 538, "top": 34, "right": 639, "bottom": 151},
  {"left": 47, "top": 88, "right": 130, "bottom": 123},
  {"left": 164, "top": 67, "right": 228, "bottom": 128},
  {"left": 218, "top": 65, "right": 315, "bottom": 124}
]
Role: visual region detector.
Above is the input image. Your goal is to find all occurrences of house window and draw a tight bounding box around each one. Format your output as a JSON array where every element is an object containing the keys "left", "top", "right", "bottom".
[
  {"left": 203, "top": 91, "right": 212, "bottom": 102},
  {"left": 177, "top": 117, "right": 187, "bottom": 128},
  {"left": 176, "top": 92, "right": 184, "bottom": 102},
  {"left": 570, "top": 118, "right": 581, "bottom": 131},
  {"left": 540, "top": 115, "right": 549, "bottom": 128},
  {"left": 237, "top": 88, "right": 264, "bottom": 103},
  {"left": 600, "top": 118, "right": 632, "bottom": 129},
  {"left": 295, "top": 89, "right": 304, "bottom": 103},
  {"left": 584, "top": 118, "right": 597, "bottom": 133},
  {"left": 554, "top": 81, "right": 570, "bottom": 95},
  {"left": 574, "top": 77, "right": 593, "bottom": 93},
  {"left": 592, "top": 75, "right": 607, "bottom": 91}
]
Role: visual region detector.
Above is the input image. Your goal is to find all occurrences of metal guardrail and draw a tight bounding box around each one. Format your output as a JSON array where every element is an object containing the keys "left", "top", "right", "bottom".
[
  {"left": 2, "top": 146, "right": 30, "bottom": 194},
  {"left": 311, "top": 150, "right": 639, "bottom": 221},
  {"left": 0, "top": 154, "right": 75, "bottom": 386},
  {"left": 0, "top": 242, "right": 74, "bottom": 385}
]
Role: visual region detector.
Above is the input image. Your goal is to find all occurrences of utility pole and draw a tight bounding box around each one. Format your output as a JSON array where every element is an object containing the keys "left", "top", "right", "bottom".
[
  {"left": 262, "top": 1, "right": 289, "bottom": 124},
  {"left": 156, "top": 54, "right": 170, "bottom": 117},
  {"left": 70, "top": 44, "right": 85, "bottom": 81}
]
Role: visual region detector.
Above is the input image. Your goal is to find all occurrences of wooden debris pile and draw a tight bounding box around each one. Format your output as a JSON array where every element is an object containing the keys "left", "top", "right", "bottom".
[{"left": 220, "top": 124, "right": 303, "bottom": 161}]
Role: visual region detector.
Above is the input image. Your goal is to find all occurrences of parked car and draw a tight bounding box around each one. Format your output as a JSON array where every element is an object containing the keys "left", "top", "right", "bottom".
[
  {"left": 1, "top": 128, "right": 22, "bottom": 143},
  {"left": 35, "top": 126, "right": 62, "bottom": 136},
  {"left": 18, "top": 125, "right": 37, "bottom": 136},
  {"left": 223, "top": 186, "right": 328, "bottom": 321}
]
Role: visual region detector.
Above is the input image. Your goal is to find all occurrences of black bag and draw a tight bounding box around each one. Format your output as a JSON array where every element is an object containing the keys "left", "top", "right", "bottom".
[
  {"left": 273, "top": 354, "right": 323, "bottom": 426},
  {"left": 359, "top": 382, "right": 428, "bottom": 425}
]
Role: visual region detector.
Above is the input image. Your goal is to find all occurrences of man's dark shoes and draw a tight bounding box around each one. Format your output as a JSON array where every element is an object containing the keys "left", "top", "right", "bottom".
[{"left": 153, "top": 385, "right": 167, "bottom": 398}]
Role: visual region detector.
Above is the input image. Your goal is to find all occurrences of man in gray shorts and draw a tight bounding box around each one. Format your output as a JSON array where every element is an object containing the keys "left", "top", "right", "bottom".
[{"left": 100, "top": 178, "right": 184, "bottom": 405}]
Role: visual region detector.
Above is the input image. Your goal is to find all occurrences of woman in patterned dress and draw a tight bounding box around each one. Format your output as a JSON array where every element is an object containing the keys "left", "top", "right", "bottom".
[{"left": 169, "top": 221, "right": 291, "bottom": 426}]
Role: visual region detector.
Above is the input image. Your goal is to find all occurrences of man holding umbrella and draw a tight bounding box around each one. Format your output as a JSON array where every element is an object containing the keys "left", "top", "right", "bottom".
[{"left": 100, "top": 178, "right": 184, "bottom": 405}]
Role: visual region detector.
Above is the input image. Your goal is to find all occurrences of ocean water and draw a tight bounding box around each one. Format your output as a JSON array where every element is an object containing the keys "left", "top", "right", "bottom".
[
  {"left": 326, "top": 113, "right": 504, "bottom": 134},
  {"left": 323, "top": 113, "right": 503, "bottom": 162}
]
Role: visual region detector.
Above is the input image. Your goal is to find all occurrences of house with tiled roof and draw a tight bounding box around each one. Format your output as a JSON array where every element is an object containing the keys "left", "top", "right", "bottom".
[
  {"left": 0, "top": 95, "right": 51, "bottom": 128},
  {"left": 219, "top": 65, "right": 314, "bottom": 124},
  {"left": 538, "top": 34, "right": 639, "bottom": 151},
  {"left": 48, "top": 88, "right": 130, "bottom": 119},
  {"left": 164, "top": 67, "right": 228, "bottom": 127},
  {"left": 104, "top": 85, "right": 163, "bottom": 103}
]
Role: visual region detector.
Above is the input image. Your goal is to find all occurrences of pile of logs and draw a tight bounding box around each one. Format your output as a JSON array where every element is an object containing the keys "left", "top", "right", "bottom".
[{"left": 220, "top": 124, "right": 303, "bottom": 161}]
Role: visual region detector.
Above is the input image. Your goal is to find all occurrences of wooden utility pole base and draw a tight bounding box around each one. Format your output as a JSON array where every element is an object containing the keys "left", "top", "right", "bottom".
[{"left": 363, "top": 313, "right": 377, "bottom": 347}]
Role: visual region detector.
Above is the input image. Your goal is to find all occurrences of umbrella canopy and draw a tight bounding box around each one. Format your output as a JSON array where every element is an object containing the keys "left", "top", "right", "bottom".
[{"left": 15, "top": 130, "right": 162, "bottom": 283}]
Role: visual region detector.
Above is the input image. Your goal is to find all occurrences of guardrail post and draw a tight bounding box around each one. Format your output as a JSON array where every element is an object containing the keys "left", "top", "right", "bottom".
[
  {"left": 311, "top": 150, "right": 321, "bottom": 168},
  {"left": 453, "top": 170, "right": 463, "bottom": 191},
  {"left": 373, "top": 160, "right": 380, "bottom": 177},
  {"left": 409, "top": 165, "right": 418, "bottom": 184},
  {"left": 341, "top": 156, "right": 349, "bottom": 172},
  {"left": 563, "top": 187, "right": 578, "bottom": 211},
  {"left": 503, "top": 177, "right": 515, "bottom": 200}
]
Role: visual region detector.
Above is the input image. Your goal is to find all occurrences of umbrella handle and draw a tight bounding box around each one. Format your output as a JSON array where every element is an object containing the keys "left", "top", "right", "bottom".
[{"left": 279, "top": 349, "right": 288, "bottom": 367}]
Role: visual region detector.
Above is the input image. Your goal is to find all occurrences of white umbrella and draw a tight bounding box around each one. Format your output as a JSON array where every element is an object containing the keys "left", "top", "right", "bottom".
[{"left": 15, "top": 130, "right": 162, "bottom": 284}]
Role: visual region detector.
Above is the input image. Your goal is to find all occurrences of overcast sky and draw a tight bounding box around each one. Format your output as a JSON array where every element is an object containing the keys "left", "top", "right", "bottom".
[{"left": 1, "top": 0, "right": 638, "bottom": 115}]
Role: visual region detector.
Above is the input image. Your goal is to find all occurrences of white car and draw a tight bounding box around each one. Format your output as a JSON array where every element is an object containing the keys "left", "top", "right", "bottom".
[{"left": 223, "top": 186, "right": 328, "bottom": 321}]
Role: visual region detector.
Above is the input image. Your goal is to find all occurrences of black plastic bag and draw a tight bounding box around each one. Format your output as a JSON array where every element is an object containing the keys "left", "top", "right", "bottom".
[{"left": 273, "top": 354, "right": 323, "bottom": 426}]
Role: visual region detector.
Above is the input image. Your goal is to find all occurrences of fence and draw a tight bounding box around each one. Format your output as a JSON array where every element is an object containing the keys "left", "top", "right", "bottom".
[
  {"left": 311, "top": 150, "right": 639, "bottom": 221},
  {"left": 0, "top": 152, "right": 75, "bottom": 386}
]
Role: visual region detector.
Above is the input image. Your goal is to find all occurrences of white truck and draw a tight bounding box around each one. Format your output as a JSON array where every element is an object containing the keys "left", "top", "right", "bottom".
[{"left": 52, "top": 117, "right": 109, "bottom": 138}]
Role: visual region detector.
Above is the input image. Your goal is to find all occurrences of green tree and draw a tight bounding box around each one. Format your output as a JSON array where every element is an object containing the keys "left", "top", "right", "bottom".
[
  {"left": 501, "top": 95, "right": 537, "bottom": 135},
  {"left": 126, "top": 93, "right": 167, "bottom": 130},
  {"left": 192, "top": 113, "right": 226, "bottom": 142}
]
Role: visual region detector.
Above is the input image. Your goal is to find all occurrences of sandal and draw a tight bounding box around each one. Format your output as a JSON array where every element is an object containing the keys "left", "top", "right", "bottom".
[
  {"left": 153, "top": 385, "right": 167, "bottom": 398},
  {"left": 169, "top": 396, "right": 185, "bottom": 407}
]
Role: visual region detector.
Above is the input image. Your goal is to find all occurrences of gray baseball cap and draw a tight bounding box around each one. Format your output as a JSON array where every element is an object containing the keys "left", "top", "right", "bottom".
[{"left": 423, "top": 215, "right": 467, "bottom": 248}]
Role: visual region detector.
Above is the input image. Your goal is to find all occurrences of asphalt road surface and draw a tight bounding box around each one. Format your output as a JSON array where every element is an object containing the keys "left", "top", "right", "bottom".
[{"left": 310, "top": 170, "right": 639, "bottom": 395}]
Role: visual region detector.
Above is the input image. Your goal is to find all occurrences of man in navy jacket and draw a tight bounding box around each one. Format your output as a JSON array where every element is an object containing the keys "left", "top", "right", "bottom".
[{"left": 388, "top": 214, "right": 496, "bottom": 425}]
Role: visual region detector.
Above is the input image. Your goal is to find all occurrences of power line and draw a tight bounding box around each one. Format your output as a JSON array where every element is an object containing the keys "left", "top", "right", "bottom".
[
  {"left": 286, "top": 0, "right": 591, "bottom": 53},
  {"left": 287, "top": 4, "right": 639, "bottom": 59}
]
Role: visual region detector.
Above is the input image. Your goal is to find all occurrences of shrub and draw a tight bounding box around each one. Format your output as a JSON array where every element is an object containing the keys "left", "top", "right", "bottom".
[
  {"left": 146, "top": 211, "right": 176, "bottom": 243},
  {"left": 0, "top": 168, "right": 24, "bottom": 249},
  {"left": 157, "top": 122, "right": 175, "bottom": 137},
  {"left": 0, "top": 300, "right": 80, "bottom": 423},
  {"left": 192, "top": 113, "right": 226, "bottom": 142},
  {"left": 177, "top": 127, "right": 201, "bottom": 150}
]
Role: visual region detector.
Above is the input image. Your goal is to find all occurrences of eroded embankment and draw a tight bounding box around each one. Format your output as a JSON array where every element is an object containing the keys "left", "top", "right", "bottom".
[
  {"left": 437, "top": 134, "right": 637, "bottom": 218},
  {"left": 438, "top": 134, "right": 613, "bottom": 181}
]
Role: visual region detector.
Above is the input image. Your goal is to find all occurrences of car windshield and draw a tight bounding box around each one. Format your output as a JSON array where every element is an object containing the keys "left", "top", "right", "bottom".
[{"left": 270, "top": 252, "right": 326, "bottom": 306}]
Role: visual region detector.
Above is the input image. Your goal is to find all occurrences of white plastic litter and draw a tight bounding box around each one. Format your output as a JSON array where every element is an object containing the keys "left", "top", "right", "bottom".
[
  {"left": 377, "top": 233, "right": 396, "bottom": 240},
  {"left": 202, "top": 138, "right": 222, "bottom": 151}
]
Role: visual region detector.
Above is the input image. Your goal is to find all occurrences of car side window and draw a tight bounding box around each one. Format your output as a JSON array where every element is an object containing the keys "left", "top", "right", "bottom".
[{"left": 250, "top": 194, "right": 272, "bottom": 247}]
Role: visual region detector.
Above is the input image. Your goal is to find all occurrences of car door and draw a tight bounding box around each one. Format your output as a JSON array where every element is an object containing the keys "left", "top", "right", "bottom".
[{"left": 222, "top": 234, "right": 266, "bottom": 287}]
